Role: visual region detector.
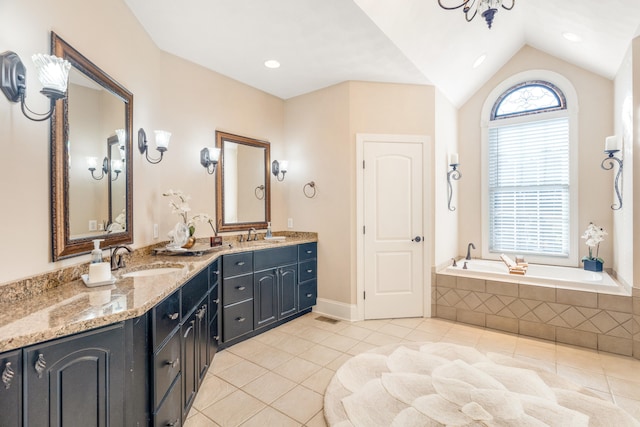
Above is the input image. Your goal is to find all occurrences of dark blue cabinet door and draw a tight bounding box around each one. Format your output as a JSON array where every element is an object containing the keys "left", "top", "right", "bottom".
[
  {"left": 0, "top": 349, "right": 22, "bottom": 427},
  {"left": 254, "top": 269, "right": 278, "bottom": 329},
  {"left": 24, "top": 322, "right": 125, "bottom": 427},
  {"left": 279, "top": 265, "right": 298, "bottom": 319}
]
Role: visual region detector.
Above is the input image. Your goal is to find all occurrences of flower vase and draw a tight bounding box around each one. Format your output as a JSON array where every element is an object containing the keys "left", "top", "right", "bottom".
[
  {"left": 583, "top": 259, "right": 603, "bottom": 272},
  {"left": 168, "top": 222, "right": 189, "bottom": 249}
]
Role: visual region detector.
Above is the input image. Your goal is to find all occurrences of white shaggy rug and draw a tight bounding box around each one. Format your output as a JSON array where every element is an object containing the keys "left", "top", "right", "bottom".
[{"left": 324, "top": 342, "right": 640, "bottom": 427}]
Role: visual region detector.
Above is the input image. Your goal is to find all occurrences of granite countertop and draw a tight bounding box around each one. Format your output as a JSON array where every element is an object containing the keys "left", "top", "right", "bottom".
[{"left": 0, "top": 233, "right": 317, "bottom": 353}]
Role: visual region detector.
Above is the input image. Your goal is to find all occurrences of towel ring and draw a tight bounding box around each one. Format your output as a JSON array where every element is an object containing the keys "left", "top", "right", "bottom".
[
  {"left": 254, "top": 184, "right": 265, "bottom": 200},
  {"left": 303, "top": 181, "right": 317, "bottom": 198}
]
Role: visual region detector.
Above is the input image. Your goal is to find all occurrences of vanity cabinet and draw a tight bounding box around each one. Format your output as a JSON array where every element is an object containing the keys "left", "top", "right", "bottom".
[
  {"left": 0, "top": 349, "right": 22, "bottom": 427},
  {"left": 23, "top": 322, "right": 126, "bottom": 427},
  {"left": 220, "top": 243, "right": 317, "bottom": 347},
  {"left": 209, "top": 259, "right": 220, "bottom": 364}
]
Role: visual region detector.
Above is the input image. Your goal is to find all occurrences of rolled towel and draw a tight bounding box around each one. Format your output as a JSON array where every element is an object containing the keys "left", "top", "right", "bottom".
[{"left": 500, "top": 254, "right": 516, "bottom": 268}]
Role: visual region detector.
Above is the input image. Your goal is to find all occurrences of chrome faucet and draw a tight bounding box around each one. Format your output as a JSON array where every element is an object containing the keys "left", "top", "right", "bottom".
[
  {"left": 466, "top": 242, "right": 476, "bottom": 260},
  {"left": 110, "top": 245, "right": 132, "bottom": 271},
  {"left": 247, "top": 227, "right": 257, "bottom": 241}
]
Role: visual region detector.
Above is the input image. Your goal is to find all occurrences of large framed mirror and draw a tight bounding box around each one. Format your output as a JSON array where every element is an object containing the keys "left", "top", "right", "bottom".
[
  {"left": 215, "top": 131, "right": 270, "bottom": 232},
  {"left": 51, "top": 32, "right": 133, "bottom": 260}
]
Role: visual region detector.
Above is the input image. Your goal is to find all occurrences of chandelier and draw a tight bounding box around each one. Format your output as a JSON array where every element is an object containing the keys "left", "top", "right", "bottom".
[{"left": 437, "top": 0, "right": 515, "bottom": 29}]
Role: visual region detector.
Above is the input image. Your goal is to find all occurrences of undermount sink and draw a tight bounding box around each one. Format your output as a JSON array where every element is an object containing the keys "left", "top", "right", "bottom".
[{"left": 122, "top": 267, "right": 183, "bottom": 278}]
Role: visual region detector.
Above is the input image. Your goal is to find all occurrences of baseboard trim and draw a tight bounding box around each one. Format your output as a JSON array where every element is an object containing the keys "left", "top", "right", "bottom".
[{"left": 313, "top": 298, "right": 358, "bottom": 322}]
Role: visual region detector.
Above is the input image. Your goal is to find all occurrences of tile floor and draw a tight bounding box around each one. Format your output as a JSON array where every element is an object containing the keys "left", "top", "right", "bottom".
[{"left": 184, "top": 312, "right": 640, "bottom": 426}]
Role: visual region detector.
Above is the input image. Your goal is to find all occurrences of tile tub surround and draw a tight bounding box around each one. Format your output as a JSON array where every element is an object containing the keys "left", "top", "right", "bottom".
[
  {"left": 435, "top": 272, "right": 640, "bottom": 358},
  {"left": 0, "top": 232, "right": 317, "bottom": 353}
]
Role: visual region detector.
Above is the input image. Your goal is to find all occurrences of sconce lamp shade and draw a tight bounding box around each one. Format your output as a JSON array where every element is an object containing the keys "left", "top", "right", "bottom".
[
  {"left": 200, "top": 147, "right": 220, "bottom": 175},
  {"left": 138, "top": 128, "right": 170, "bottom": 164},
  {"left": 115, "top": 129, "right": 126, "bottom": 148},
  {"left": 31, "top": 54, "right": 71, "bottom": 97},
  {"left": 0, "top": 50, "right": 70, "bottom": 121},
  {"left": 112, "top": 159, "right": 123, "bottom": 174},
  {"left": 272, "top": 159, "right": 288, "bottom": 181}
]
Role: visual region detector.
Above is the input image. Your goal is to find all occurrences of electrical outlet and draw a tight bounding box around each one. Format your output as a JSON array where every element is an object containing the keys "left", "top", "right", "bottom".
[
  {"left": 89, "top": 220, "right": 97, "bottom": 231},
  {"left": 153, "top": 224, "right": 159, "bottom": 239},
  {"left": 287, "top": 218, "right": 293, "bottom": 228}
]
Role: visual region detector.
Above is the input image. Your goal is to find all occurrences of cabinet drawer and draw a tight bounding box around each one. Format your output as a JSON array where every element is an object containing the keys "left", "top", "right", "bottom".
[
  {"left": 153, "top": 331, "right": 181, "bottom": 410},
  {"left": 223, "top": 252, "right": 254, "bottom": 277},
  {"left": 299, "top": 280, "right": 317, "bottom": 311},
  {"left": 223, "top": 300, "right": 254, "bottom": 342},
  {"left": 254, "top": 246, "right": 297, "bottom": 271},
  {"left": 152, "top": 289, "right": 181, "bottom": 350},
  {"left": 298, "top": 243, "right": 317, "bottom": 261},
  {"left": 299, "top": 259, "right": 317, "bottom": 283},
  {"left": 223, "top": 275, "right": 254, "bottom": 305},
  {"left": 154, "top": 373, "right": 182, "bottom": 427},
  {"left": 182, "top": 268, "right": 209, "bottom": 317}
]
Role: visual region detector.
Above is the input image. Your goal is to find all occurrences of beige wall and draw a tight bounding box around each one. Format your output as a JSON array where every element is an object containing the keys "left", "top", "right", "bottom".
[
  {"left": 458, "top": 45, "right": 615, "bottom": 267},
  {"left": 284, "top": 81, "right": 437, "bottom": 308},
  {"left": 0, "top": 0, "right": 284, "bottom": 284}
]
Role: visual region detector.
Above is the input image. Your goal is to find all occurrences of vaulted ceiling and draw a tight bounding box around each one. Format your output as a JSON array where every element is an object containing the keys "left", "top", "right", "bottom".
[{"left": 124, "top": 0, "right": 640, "bottom": 107}]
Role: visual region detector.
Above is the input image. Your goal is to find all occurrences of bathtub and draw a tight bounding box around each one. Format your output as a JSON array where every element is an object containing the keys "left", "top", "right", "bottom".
[{"left": 442, "top": 258, "right": 630, "bottom": 296}]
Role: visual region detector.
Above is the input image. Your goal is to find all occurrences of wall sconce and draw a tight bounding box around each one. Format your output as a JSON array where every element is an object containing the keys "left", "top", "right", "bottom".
[
  {"left": 447, "top": 153, "right": 461, "bottom": 211},
  {"left": 138, "top": 128, "right": 170, "bottom": 164},
  {"left": 0, "top": 51, "right": 71, "bottom": 122},
  {"left": 200, "top": 147, "right": 221, "bottom": 174},
  {"left": 602, "top": 135, "right": 623, "bottom": 210},
  {"left": 87, "top": 156, "right": 108, "bottom": 180},
  {"left": 111, "top": 160, "right": 122, "bottom": 181},
  {"left": 272, "top": 160, "right": 288, "bottom": 181}
]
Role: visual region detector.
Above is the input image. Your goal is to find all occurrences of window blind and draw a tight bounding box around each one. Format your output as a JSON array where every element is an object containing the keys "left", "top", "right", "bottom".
[{"left": 488, "top": 117, "right": 570, "bottom": 256}]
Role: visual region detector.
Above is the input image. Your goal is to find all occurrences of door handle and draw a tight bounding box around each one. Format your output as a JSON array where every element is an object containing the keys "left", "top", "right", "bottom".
[{"left": 411, "top": 236, "right": 423, "bottom": 242}]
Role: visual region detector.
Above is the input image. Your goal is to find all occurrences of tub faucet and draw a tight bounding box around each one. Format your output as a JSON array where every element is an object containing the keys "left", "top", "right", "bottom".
[
  {"left": 466, "top": 242, "right": 476, "bottom": 260},
  {"left": 110, "top": 245, "right": 132, "bottom": 271}
]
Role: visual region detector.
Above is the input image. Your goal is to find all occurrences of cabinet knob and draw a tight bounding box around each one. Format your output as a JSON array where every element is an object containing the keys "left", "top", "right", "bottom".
[
  {"left": 306, "top": 269, "right": 313, "bottom": 273},
  {"left": 212, "top": 298, "right": 220, "bottom": 304},
  {"left": 236, "top": 261, "right": 245, "bottom": 266},
  {"left": 306, "top": 293, "right": 313, "bottom": 298},
  {"left": 35, "top": 353, "right": 46, "bottom": 378},
  {"left": 166, "top": 419, "right": 179, "bottom": 426},
  {"left": 306, "top": 250, "right": 312, "bottom": 254},
  {"left": 168, "top": 312, "right": 179, "bottom": 321},
  {"left": 236, "top": 317, "right": 246, "bottom": 323},
  {"left": 2, "top": 361, "right": 14, "bottom": 389},
  {"left": 213, "top": 335, "right": 220, "bottom": 341},
  {"left": 166, "top": 358, "right": 180, "bottom": 369},
  {"left": 236, "top": 286, "right": 246, "bottom": 291}
]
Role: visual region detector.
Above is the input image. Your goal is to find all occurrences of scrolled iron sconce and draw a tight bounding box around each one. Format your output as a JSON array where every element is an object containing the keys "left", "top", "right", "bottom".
[
  {"left": 602, "top": 136, "right": 623, "bottom": 210},
  {"left": 447, "top": 153, "right": 461, "bottom": 211},
  {"left": 272, "top": 160, "right": 288, "bottom": 181},
  {"left": 303, "top": 181, "right": 317, "bottom": 198},
  {"left": 200, "top": 147, "right": 220, "bottom": 175},
  {"left": 138, "top": 128, "right": 171, "bottom": 164},
  {"left": 87, "top": 156, "right": 108, "bottom": 181}
]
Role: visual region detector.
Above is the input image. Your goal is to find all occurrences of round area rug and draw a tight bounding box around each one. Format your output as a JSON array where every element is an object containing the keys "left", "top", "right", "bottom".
[{"left": 324, "top": 342, "right": 640, "bottom": 427}]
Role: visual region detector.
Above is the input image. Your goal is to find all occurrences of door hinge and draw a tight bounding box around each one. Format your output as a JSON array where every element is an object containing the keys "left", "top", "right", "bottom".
[
  {"left": 363, "top": 291, "right": 366, "bottom": 300},
  {"left": 362, "top": 160, "right": 365, "bottom": 169},
  {"left": 363, "top": 225, "right": 365, "bottom": 234}
]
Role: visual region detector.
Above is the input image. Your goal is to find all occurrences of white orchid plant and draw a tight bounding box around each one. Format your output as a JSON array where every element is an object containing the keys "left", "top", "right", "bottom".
[
  {"left": 163, "top": 190, "right": 217, "bottom": 236},
  {"left": 581, "top": 222, "right": 607, "bottom": 263}
]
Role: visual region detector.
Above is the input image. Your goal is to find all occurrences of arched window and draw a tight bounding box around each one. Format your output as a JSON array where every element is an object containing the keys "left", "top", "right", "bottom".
[{"left": 485, "top": 79, "right": 573, "bottom": 262}]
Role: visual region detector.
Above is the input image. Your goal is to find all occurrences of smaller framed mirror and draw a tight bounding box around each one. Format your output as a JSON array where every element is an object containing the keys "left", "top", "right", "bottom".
[{"left": 216, "top": 131, "right": 270, "bottom": 232}]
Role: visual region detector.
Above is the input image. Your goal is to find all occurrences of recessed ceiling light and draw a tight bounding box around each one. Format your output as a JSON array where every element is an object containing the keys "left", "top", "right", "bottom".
[
  {"left": 264, "top": 59, "right": 281, "bottom": 69},
  {"left": 473, "top": 53, "right": 487, "bottom": 69},
  {"left": 562, "top": 32, "right": 582, "bottom": 42}
]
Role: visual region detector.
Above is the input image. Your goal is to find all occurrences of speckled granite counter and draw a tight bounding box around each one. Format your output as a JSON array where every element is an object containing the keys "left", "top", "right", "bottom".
[{"left": 0, "top": 232, "right": 317, "bottom": 353}]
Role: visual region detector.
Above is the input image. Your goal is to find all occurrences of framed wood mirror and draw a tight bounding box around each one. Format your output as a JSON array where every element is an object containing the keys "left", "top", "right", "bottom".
[
  {"left": 51, "top": 32, "right": 133, "bottom": 260},
  {"left": 215, "top": 131, "right": 270, "bottom": 232}
]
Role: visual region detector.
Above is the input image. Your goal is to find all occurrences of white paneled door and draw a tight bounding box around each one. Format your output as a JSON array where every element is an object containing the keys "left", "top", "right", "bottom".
[{"left": 363, "top": 139, "right": 424, "bottom": 319}]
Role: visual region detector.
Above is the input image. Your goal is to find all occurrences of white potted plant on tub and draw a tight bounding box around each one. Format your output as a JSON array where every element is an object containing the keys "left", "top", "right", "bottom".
[{"left": 581, "top": 222, "right": 606, "bottom": 272}]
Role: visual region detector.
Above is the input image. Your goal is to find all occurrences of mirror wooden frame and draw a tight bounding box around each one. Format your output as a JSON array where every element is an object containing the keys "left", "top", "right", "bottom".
[
  {"left": 215, "top": 131, "right": 270, "bottom": 232},
  {"left": 51, "top": 32, "right": 133, "bottom": 260}
]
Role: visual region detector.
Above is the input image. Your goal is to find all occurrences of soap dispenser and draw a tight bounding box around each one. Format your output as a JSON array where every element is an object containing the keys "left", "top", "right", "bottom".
[
  {"left": 91, "top": 239, "right": 105, "bottom": 264},
  {"left": 266, "top": 222, "right": 272, "bottom": 238}
]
